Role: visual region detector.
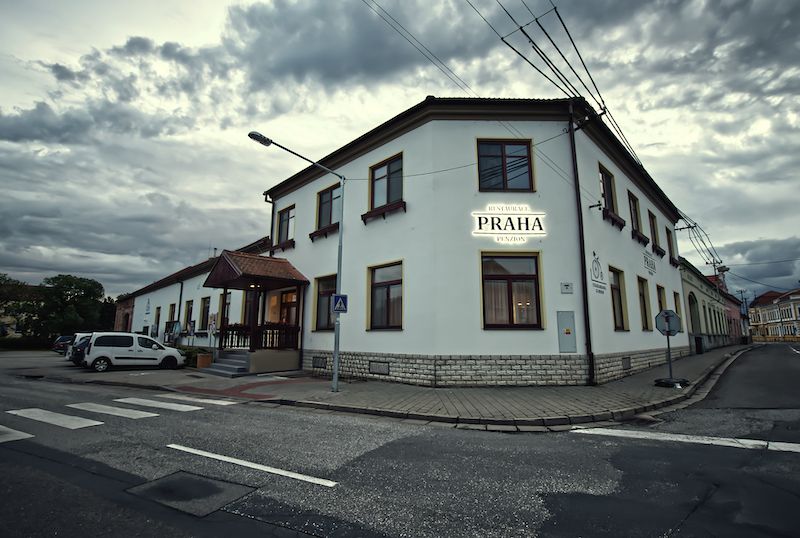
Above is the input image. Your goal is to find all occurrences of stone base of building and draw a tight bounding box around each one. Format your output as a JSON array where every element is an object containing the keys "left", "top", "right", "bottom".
[
  {"left": 594, "top": 346, "right": 691, "bottom": 384},
  {"left": 303, "top": 350, "right": 590, "bottom": 387},
  {"left": 303, "top": 346, "right": 692, "bottom": 387}
]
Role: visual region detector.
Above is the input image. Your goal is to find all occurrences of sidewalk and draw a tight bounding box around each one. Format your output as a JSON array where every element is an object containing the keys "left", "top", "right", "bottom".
[{"left": 10, "top": 344, "right": 757, "bottom": 429}]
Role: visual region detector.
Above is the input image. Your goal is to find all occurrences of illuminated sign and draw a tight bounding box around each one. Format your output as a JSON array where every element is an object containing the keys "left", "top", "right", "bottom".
[{"left": 471, "top": 204, "right": 546, "bottom": 244}]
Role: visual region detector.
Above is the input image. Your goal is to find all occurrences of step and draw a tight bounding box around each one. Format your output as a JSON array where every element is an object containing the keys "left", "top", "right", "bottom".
[
  {"left": 215, "top": 358, "right": 248, "bottom": 367},
  {"left": 202, "top": 366, "right": 252, "bottom": 378},
  {"left": 206, "top": 363, "right": 248, "bottom": 374}
]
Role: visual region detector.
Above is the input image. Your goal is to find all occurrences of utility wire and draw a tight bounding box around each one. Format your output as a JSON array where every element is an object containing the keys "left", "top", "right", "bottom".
[
  {"left": 727, "top": 271, "right": 794, "bottom": 291},
  {"left": 726, "top": 257, "right": 800, "bottom": 267}
]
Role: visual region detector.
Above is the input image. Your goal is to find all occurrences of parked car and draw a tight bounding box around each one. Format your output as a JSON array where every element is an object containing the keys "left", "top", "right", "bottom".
[
  {"left": 65, "top": 332, "right": 93, "bottom": 362},
  {"left": 82, "top": 332, "right": 185, "bottom": 372},
  {"left": 68, "top": 334, "right": 92, "bottom": 366},
  {"left": 51, "top": 335, "right": 73, "bottom": 355}
]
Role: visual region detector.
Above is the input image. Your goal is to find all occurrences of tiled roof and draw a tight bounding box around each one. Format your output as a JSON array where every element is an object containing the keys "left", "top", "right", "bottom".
[{"left": 223, "top": 251, "right": 308, "bottom": 282}]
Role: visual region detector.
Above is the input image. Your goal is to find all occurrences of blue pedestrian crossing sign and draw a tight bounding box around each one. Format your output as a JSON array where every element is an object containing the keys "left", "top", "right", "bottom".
[{"left": 332, "top": 294, "right": 348, "bottom": 313}]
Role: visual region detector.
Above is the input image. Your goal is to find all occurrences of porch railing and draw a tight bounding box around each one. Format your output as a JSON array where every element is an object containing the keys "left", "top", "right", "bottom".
[{"left": 221, "top": 323, "right": 300, "bottom": 350}]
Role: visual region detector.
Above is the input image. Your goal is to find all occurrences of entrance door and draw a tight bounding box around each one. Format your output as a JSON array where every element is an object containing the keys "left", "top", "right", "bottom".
[{"left": 279, "top": 290, "right": 298, "bottom": 325}]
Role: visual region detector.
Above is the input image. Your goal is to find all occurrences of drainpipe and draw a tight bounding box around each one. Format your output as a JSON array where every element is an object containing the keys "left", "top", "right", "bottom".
[
  {"left": 264, "top": 193, "right": 275, "bottom": 256},
  {"left": 568, "top": 99, "right": 596, "bottom": 385}
]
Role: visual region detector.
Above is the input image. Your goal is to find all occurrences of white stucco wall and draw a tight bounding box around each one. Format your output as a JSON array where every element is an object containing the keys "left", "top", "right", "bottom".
[{"left": 268, "top": 117, "right": 686, "bottom": 358}]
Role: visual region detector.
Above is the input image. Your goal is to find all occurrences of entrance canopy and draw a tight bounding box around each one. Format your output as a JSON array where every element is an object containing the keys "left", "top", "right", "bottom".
[{"left": 203, "top": 250, "right": 308, "bottom": 291}]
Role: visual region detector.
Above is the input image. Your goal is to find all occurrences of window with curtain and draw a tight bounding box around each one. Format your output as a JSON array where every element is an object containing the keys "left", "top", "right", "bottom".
[
  {"left": 370, "top": 263, "right": 402, "bottom": 329},
  {"left": 481, "top": 255, "right": 540, "bottom": 328}
]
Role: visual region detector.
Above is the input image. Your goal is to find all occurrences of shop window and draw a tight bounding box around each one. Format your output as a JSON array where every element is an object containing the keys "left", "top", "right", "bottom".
[
  {"left": 482, "top": 255, "right": 541, "bottom": 328},
  {"left": 609, "top": 267, "right": 628, "bottom": 330},
  {"left": 312, "top": 184, "right": 341, "bottom": 240},
  {"left": 477, "top": 140, "right": 533, "bottom": 191},
  {"left": 649, "top": 211, "right": 665, "bottom": 257},
  {"left": 199, "top": 297, "right": 210, "bottom": 330},
  {"left": 638, "top": 277, "right": 652, "bottom": 330},
  {"left": 277, "top": 206, "right": 295, "bottom": 245},
  {"left": 370, "top": 262, "right": 402, "bottom": 329},
  {"left": 600, "top": 165, "right": 624, "bottom": 229},
  {"left": 315, "top": 275, "right": 336, "bottom": 331},
  {"left": 280, "top": 290, "right": 298, "bottom": 325}
]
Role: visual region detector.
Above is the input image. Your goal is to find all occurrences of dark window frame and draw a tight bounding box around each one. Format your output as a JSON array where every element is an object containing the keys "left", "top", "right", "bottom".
[
  {"left": 370, "top": 154, "right": 403, "bottom": 210},
  {"left": 600, "top": 165, "right": 625, "bottom": 230},
  {"left": 315, "top": 183, "right": 341, "bottom": 234},
  {"left": 370, "top": 262, "right": 403, "bottom": 330},
  {"left": 609, "top": 267, "right": 626, "bottom": 331},
  {"left": 277, "top": 205, "right": 296, "bottom": 245},
  {"left": 481, "top": 254, "right": 542, "bottom": 329},
  {"left": 477, "top": 139, "right": 534, "bottom": 192},
  {"left": 638, "top": 276, "right": 652, "bottom": 331},
  {"left": 199, "top": 296, "right": 210, "bottom": 330},
  {"left": 315, "top": 275, "right": 337, "bottom": 331}
]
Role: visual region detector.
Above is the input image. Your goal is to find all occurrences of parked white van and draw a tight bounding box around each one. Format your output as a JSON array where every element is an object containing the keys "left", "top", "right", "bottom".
[{"left": 83, "top": 332, "right": 185, "bottom": 372}]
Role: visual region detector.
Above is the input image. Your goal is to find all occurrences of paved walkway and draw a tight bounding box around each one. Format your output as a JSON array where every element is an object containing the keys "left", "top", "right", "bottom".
[{"left": 8, "top": 344, "right": 755, "bottom": 428}]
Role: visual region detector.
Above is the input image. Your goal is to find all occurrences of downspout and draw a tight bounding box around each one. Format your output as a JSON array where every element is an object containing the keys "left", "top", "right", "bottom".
[
  {"left": 176, "top": 281, "right": 184, "bottom": 325},
  {"left": 264, "top": 192, "right": 275, "bottom": 256},
  {"left": 568, "top": 99, "right": 596, "bottom": 385}
]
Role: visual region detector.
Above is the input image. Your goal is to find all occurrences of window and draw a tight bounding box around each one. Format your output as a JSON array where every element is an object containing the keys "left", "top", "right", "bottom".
[
  {"left": 638, "top": 277, "right": 652, "bottom": 330},
  {"left": 219, "top": 292, "right": 231, "bottom": 325},
  {"left": 482, "top": 255, "right": 541, "bottom": 328},
  {"left": 609, "top": 267, "right": 627, "bottom": 330},
  {"left": 628, "top": 192, "right": 648, "bottom": 245},
  {"left": 184, "top": 300, "right": 193, "bottom": 330},
  {"left": 673, "top": 291, "right": 683, "bottom": 332},
  {"left": 315, "top": 275, "right": 337, "bottom": 330},
  {"left": 649, "top": 212, "right": 665, "bottom": 256},
  {"left": 243, "top": 291, "right": 255, "bottom": 325},
  {"left": 657, "top": 285, "right": 666, "bottom": 313},
  {"left": 138, "top": 337, "right": 163, "bottom": 350},
  {"left": 95, "top": 335, "right": 133, "bottom": 348},
  {"left": 371, "top": 155, "right": 403, "bottom": 209},
  {"left": 277, "top": 206, "right": 295, "bottom": 244},
  {"left": 280, "top": 290, "right": 298, "bottom": 325},
  {"left": 168, "top": 303, "right": 176, "bottom": 321},
  {"left": 200, "top": 297, "right": 210, "bottom": 330},
  {"left": 600, "top": 165, "right": 624, "bottom": 229},
  {"left": 370, "top": 262, "right": 402, "bottom": 329},
  {"left": 666, "top": 227, "right": 678, "bottom": 266},
  {"left": 316, "top": 184, "right": 341, "bottom": 230},
  {"left": 154, "top": 307, "right": 161, "bottom": 334},
  {"left": 477, "top": 141, "right": 533, "bottom": 191}
]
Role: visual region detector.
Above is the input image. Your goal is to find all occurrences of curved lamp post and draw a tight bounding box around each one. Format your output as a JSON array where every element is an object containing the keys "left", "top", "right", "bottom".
[{"left": 248, "top": 132, "right": 345, "bottom": 392}]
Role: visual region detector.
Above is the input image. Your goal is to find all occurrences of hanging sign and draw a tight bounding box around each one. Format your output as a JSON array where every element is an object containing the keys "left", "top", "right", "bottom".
[{"left": 471, "top": 204, "right": 546, "bottom": 244}]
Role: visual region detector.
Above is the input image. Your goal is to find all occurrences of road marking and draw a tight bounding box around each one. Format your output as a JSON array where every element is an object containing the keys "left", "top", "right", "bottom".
[
  {"left": 789, "top": 346, "right": 800, "bottom": 354},
  {"left": 167, "top": 444, "right": 338, "bottom": 487},
  {"left": 155, "top": 393, "right": 239, "bottom": 406},
  {"left": 66, "top": 403, "right": 159, "bottom": 419},
  {"left": 573, "top": 428, "right": 800, "bottom": 454},
  {"left": 6, "top": 408, "right": 104, "bottom": 429},
  {"left": 114, "top": 398, "right": 202, "bottom": 412},
  {"left": 0, "top": 425, "right": 34, "bottom": 443}
]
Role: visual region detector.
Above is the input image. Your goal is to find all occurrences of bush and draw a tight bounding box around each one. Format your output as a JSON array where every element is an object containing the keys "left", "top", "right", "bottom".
[
  {"left": 0, "top": 337, "right": 52, "bottom": 350},
  {"left": 174, "top": 345, "right": 212, "bottom": 368}
]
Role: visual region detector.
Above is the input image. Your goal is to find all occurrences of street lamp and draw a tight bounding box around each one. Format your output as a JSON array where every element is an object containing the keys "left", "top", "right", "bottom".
[{"left": 248, "top": 131, "right": 345, "bottom": 392}]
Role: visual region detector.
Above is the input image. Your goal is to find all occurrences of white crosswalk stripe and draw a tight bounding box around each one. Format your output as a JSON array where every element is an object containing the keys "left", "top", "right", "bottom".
[
  {"left": 66, "top": 403, "right": 159, "bottom": 419},
  {"left": 155, "top": 393, "right": 239, "bottom": 406},
  {"left": 114, "top": 397, "right": 202, "bottom": 412},
  {"left": 6, "top": 408, "right": 103, "bottom": 429},
  {"left": 0, "top": 425, "right": 34, "bottom": 444}
]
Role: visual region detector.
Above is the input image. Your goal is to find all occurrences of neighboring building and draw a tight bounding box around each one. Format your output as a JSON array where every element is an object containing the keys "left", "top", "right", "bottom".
[
  {"left": 679, "top": 258, "right": 742, "bottom": 352},
  {"left": 115, "top": 237, "right": 271, "bottom": 348},
  {"left": 750, "top": 289, "right": 800, "bottom": 341},
  {"left": 706, "top": 273, "right": 747, "bottom": 344},
  {"left": 201, "top": 96, "right": 691, "bottom": 385}
]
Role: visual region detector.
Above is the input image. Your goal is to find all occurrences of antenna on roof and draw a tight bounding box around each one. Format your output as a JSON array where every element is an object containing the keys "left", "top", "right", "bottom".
[{"left": 213, "top": 248, "right": 217, "bottom": 258}]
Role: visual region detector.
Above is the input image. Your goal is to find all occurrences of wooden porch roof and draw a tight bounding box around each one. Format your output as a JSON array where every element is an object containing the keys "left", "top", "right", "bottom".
[{"left": 203, "top": 250, "right": 308, "bottom": 290}]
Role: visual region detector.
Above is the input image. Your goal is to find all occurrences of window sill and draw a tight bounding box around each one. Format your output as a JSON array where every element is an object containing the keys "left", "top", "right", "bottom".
[
  {"left": 311, "top": 328, "right": 334, "bottom": 333},
  {"left": 309, "top": 222, "right": 339, "bottom": 242},
  {"left": 270, "top": 239, "right": 295, "bottom": 253},
  {"left": 361, "top": 200, "right": 406, "bottom": 224},
  {"left": 483, "top": 325, "right": 544, "bottom": 330},
  {"left": 602, "top": 208, "right": 626, "bottom": 230},
  {"left": 479, "top": 187, "right": 535, "bottom": 193},
  {"left": 631, "top": 229, "right": 650, "bottom": 246},
  {"left": 367, "top": 327, "right": 403, "bottom": 331},
  {"left": 614, "top": 328, "right": 630, "bottom": 332},
  {"left": 652, "top": 244, "right": 666, "bottom": 258},
  {"left": 669, "top": 256, "right": 680, "bottom": 267}
]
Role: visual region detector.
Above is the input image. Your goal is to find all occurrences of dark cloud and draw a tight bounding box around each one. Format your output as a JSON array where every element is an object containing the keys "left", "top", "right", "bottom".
[
  {"left": 111, "top": 36, "right": 156, "bottom": 57},
  {"left": 714, "top": 237, "right": 800, "bottom": 294}
]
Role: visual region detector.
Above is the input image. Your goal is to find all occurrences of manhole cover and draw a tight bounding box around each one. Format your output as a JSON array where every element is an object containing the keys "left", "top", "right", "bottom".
[{"left": 127, "top": 471, "right": 254, "bottom": 516}]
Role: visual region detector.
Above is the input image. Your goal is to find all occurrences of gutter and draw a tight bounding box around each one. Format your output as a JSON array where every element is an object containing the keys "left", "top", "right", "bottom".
[{"left": 568, "top": 99, "right": 596, "bottom": 385}]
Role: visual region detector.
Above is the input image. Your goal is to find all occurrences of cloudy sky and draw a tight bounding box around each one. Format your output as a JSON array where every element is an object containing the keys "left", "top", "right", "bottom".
[{"left": 1, "top": 0, "right": 798, "bottom": 301}]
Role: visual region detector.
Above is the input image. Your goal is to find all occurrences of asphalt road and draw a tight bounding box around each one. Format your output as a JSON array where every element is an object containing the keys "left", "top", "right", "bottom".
[{"left": 1, "top": 345, "right": 798, "bottom": 537}]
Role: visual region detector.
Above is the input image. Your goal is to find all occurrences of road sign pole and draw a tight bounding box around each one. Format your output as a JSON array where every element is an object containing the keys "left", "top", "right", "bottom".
[{"left": 666, "top": 329, "right": 673, "bottom": 379}]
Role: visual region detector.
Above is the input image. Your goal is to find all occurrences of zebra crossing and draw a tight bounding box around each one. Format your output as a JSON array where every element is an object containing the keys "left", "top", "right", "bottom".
[{"left": 1, "top": 393, "right": 239, "bottom": 443}]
